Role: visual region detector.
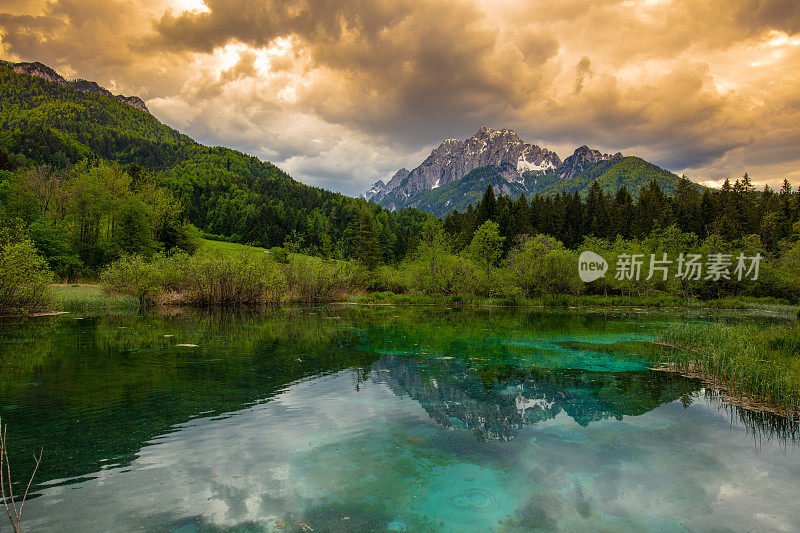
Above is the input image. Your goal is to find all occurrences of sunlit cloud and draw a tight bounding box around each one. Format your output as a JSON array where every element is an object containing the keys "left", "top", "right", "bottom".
[{"left": 1, "top": 0, "right": 799, "bottom": 195}]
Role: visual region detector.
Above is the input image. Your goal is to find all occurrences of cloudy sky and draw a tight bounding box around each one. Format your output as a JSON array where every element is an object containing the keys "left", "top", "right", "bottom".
[{"left": 1, "top": 0, "right": 799, "bottom": 195}]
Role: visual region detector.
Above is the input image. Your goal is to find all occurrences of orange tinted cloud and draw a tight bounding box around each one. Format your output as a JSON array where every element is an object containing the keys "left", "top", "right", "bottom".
[{"left": 1, "top": 0, "right": 798, "bottom": 194}]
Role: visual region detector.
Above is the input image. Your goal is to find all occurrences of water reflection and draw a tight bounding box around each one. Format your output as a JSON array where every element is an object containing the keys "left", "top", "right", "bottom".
[
  {"left": 375, "top": 355, "right": 701, "bottom": 441},
  {"left": 0, "top": 307, "right": 797, "bottom": 531}
]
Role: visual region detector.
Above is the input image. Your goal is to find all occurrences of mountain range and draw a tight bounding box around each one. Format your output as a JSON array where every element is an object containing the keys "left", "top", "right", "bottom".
[
  {"left": 1, "top": 57, "right": 692, "bottom": 240},
  {"left": 364, "top": 127, "right": 687, "bottom": 217}
]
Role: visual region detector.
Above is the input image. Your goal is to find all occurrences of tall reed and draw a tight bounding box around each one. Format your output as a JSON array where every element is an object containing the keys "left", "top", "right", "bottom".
[{"left": 659, "top": 322, "right": 800, "bottom": 414}]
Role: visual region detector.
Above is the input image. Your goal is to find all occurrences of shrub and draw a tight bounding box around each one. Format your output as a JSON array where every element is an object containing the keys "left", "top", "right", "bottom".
[
  {"left": 269, "top": 246, "right": 289, "bottom": 264},
  {"left": 539, "top": 249, "right": 583, "bottom": 295},
  {"left": 0, "top": 240, "right": 54, "bottom": 314},
  {"left": 357, "top": 265, "right": 412, "bottom": 294},
  {"left": 283, "top": 258, "right": 350, "bottom": 303},
  {"left": 101, "top": 252, "right": 287, "bottom": 306},
  {"left": 505, "top": 234, "right": 564, "bottom": 296},
  {"left": 183, "top": 253, "right": 285, "bottom": 305},
  {"left": 408, "top": 248, "right": 461, "bottom": 295},
  {"left": 100, "top": 254, "right": 164, "bottom": 306}
]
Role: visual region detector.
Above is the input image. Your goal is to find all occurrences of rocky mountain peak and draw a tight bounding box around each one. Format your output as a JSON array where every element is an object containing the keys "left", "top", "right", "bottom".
[
  {"left": 363, "top": 168, "right": 410, "bottom": 202},
  {"left": 558, "top": 145, "right": 622, "bottom": 180},
  {"left": 5, "top": 61, "right": 66, "bottom": 84},
  {"left": 362, "top": 127, "right": 633, "bottom": 213},
  {"left": 366, "top": 127, "right": 562, "bottom": 206}
]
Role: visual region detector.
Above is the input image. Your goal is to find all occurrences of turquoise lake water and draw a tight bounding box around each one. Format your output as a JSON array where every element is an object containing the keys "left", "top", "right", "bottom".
[{"left": 0, "top": 307, "right": 798, "bottom": 532}]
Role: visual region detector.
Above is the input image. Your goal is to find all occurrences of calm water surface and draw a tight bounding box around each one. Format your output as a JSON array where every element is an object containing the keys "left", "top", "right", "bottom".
[{"left": 1, "top": 307, "right": 798, "bottom": 532}]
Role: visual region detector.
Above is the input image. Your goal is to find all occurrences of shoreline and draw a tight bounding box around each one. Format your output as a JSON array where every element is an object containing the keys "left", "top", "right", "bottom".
[
  {"left": 650, "top": 361, "right": 800, "bottom": 418},
  {"left": 7, "top": 291, "right": 798, "bottom": 420},
  {"left": 6, "top": 288, "right": 797, "bottom": 317}
]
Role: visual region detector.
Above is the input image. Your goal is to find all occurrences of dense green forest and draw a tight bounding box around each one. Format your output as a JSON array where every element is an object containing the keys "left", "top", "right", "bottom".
[
  {"left": 1, "top": 61, "right": 799, "bottom": 314},
  {"left": 444, "top": 176, "right": 799, "bottom": 252},
  {"left": 0, "top": 63, "right": 430, "bottom": 274},
  {"left": 52, "top": 174, "right": 800, "bottom": 310}
]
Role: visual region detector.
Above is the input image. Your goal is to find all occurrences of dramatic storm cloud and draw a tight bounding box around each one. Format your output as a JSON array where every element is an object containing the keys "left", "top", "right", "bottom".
[{"left": 1, "top": 0, "right": 799, "bottom": 194}]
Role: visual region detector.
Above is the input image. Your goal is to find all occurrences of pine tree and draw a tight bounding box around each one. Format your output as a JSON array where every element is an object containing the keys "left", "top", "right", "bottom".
[
  {"left": 611, "top": 187, "right": 633, "bottom": 238},
  {"left": 583, "top": 181, "right": 609, "bottom": 238},
  {"left": 355, "top": 210, "right": 381, "bottom": 269},
  {"left": 476, "top": 185, "right": 497, "bottom": 225}
]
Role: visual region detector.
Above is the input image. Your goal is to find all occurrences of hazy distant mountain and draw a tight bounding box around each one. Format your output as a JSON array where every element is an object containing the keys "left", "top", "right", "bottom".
[{"left": 365, "top": 127, "right": 687, "bottom": 217}]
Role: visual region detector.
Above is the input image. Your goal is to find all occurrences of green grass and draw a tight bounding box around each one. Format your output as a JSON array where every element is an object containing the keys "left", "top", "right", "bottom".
[
  {"left": 51, "top": 285, "right": 138, "bottom": 311},
  {"left": 198, "top": 238, "right": 268, "bottom": 256},
  {"left": 658, "top": 322, "right": 800, "bottom": 414},
  {"left": 197, "top": 239, "right": 330, "bottom": 265}
]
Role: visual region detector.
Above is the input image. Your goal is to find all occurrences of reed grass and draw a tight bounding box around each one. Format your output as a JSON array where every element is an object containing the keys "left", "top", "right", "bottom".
[
  {"left": 101, "top": 252, "right": 352, "bottom": 306},
  {"left": 51, "top": 285, "right": 138, "bottom": 311},
  {"left": 658, "top": 322, "right": 800, "bottom": 415}
]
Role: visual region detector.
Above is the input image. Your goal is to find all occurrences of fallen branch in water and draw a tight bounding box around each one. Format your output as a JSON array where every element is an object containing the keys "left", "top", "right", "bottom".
[{"left": 0, "top": 425, "right": 42, "bottom": 533}]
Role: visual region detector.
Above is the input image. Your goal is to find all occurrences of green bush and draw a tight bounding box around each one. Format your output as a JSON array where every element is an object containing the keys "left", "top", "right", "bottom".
[
  {"left": 0, "top": 240, "right": 54, "bottom": 314},
  {"left": 100, "top": 254, "right": 166, "bottom": 306},
  {"left": 269, "top": 247, "right": 289, "bottom": 264},
  {"left": 356, "top": 265, "right": 412, "bottom": 294},
  {"left": 183, "top": 253, "right": 284, "bottom": 305},
  {"left": 100, "top": 252, "right": 352, "bottom": 306},
  {"left": 505, "top": 234, "right": 564, "bottom": 296},
  {"left": 283, "top": 258, "right": 350, "bottom": 303}
]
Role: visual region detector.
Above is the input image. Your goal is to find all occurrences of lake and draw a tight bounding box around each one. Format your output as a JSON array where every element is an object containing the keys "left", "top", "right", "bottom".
[{"left": 1, "top": 307, "right": 798, "bottom": 532}]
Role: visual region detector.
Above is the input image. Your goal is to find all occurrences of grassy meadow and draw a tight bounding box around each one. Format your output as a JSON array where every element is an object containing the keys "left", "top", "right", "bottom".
[{"left": 198, "top": 238, "right": 267, "bottom": 256}]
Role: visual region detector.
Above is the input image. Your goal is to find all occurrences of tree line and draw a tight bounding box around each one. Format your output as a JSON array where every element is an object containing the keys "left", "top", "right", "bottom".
[{"left": 443, "top": 175, "right": 799, "bottom": 254}]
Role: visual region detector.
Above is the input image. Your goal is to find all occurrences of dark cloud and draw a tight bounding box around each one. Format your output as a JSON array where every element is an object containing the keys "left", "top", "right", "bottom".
[
  {"left": 1, "top": 0, "right": 799, "bottom": 191},
  {"left": 738, "top": 0, "right": 800, "bottom": 33},
  {"left": 574, "top": 56, "right": 592, "bottom": 94},
  {"left": 151, "top": 0, "right": 414, "bottom": 53}
]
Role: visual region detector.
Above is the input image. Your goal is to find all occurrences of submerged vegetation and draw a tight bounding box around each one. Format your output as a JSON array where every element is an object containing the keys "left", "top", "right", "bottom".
[{"left": 658, "top": 322, "right": 800, "bottom": 415}]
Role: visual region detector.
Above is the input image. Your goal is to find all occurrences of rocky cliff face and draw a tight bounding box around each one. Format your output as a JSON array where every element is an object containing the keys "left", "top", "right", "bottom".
[
  {"left": 363, "top": 168, "right": 410, "bottom": 202},
  {"left": 383, "top": 127, "right": 561, "bottom": 200},
  {"left": 364, "top": 127, "right": 625, "bottom": 210},
  {"left": 1, "top": 60, "right": 150, "bottom": 113},
  {"left": 6, "top": 61, "right": 66, "bottom": 84}
]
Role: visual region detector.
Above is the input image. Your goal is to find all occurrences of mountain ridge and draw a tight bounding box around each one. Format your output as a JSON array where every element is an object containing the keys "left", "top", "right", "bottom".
[
  {"left": 0, "top": 59, "right": 429, "bottom": 259},
  {"left": 364, "top": 127, "right": 690, "bottom": 216},
  {"left": 0, "top": 60, "right": 149, "bottom": 113}
]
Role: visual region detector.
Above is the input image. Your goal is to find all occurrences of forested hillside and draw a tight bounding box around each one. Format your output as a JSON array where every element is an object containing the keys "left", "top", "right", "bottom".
[
  {"left": 0, "top": 62, "right": 430, "bottom": 276},
  {"left": 534, "top": 156, "right": 685, "bottom": 197}
]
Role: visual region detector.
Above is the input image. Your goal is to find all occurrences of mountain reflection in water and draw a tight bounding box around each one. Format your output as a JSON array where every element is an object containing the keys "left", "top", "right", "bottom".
[{"left": 1, "top": 307, "right": 798, "bottom": 532}]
